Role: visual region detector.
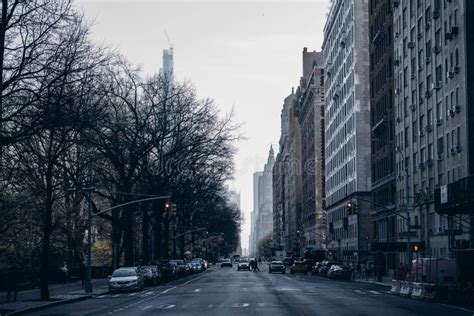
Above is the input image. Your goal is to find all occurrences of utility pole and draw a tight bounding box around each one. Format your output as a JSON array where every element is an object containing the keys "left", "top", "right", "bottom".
[
  {"left": 85, "top": 189, "right": 93, "bottom": 293},
  {"left": 404, "top": 162, "right": 412, "bottom": 264}
]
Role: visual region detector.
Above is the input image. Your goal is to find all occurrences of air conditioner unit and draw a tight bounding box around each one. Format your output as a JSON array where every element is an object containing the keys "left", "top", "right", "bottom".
[
  {"left": 426, "top": 56, "right": 432, "bottom": 64},
  {"left": 340, "top": 40, "right": 346, "bottom": 48},
  {"left": 433, "top": 10, "right": 440, "bottom": 19},
  {"left": 425, "top": 124, "right": 433, "bottom": 132},
  {"left": 411, "top": 73, "right": 416, "bottom": 79},
  {"left": 408, "top": 42, "right": 415, "bottom": 49},
  {"left": 418, "top": 65, "right": 424, "bottom": 71},
  {"left": 395, "top": 88, "right": 400, "bottom": 94},
  {"left": 419, "top": 162, "right": 426, "bottom": 169},
  {"left": 394, "top": 0, "right": 400, "bottom": 8},
  {"left": 396, "top": 117, "right": 402, "bottom": 123},
  {"left": 418, "top": 33, "right": 423, "bottom": 40},
  {"left": 434, "top": 46, "right": 441, "bottom": 54},
  {"left": 445, "top": 32, "right": 453, "bottom": 40},
  {"left": 434, "top": 81, "right": 442, "bottom": 90},
  {"left": 447, "top": 71, "right": 454, "bottom": 79},
  {"left": 449, "top": 109, "right": 456, "bottom": 117},
  {"left": 419, "top": 130, "right": 425, "bottom": 137},
  {"left": 395, "top": 32, "right": 400, "bottom": 38},
  {"left": 394, "top": 59, "right": 400, "bottom": 66},
  {"left": 437, "top": 153, "right": 443, "bottom": 161},
  {"left": 455, "top": 105, "right": 461, "bottom": 113},
  {"left": 409, "top": 104, "right": 416, "bottom": 111},
  {"left": 456, "top": 145, "right": 462, "bottom": 153},
  {"left": 435, "top": 118, "right": 443, "bottom": 125},
  {"left": 451, "top": 26, "right": 459, "bottom": 35},
  {"left": 450, "top": 147, "right": 457, "bottom": 155},
  {"left": 454, "top": 66, "right": 460, "bottom": 74},
  {"left": 427, "top": 159, "right": 434, "bottom": 167},
  {"left": 425, "top": 90, "right": 432, "bottom": 97},
  {"left": 425, "top": 23, "right": 431, "bottom": 31}
]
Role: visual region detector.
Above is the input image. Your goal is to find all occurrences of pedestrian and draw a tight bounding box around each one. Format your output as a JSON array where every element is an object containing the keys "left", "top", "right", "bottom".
[
  {"left": 254, "top": 260, "right": 260, "bottom": 272},
  {"left": 356, "top": 262, "right": 362, "bottom": 279}
]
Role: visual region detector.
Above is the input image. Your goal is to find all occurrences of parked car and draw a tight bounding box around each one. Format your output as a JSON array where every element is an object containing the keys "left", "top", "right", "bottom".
[
  {"left": 303, "top": 259, "right": 316, "bottom": 271},
  {"left": 290, "top": 261, "right": 309, "bottom": 274},
  {"left": 237, "top": 258, "right": 250, "bottom": 271},
  {"left": 109, "top": 267, "right": 144, "bottom": 293},
  {"left": 283, "top": 257, "right": 294, "bottom": 267},
  {"left": 269, "top": 261, "right": 285, "bottom": 274},
  {"left": 155, "top": 260, "right": 177, "bottom": 281},
  {"left": 191, "top": 262, "right": 203, "bottom": 273},
  {"left": 170, "top": 259, "right": 188, "bottom": 278},
  {"left": 311, "top": 262, "right": 322, "bottom": 275},
  {"left": 192, "top": 258, "right": 206, "bottom": 270},
  {"left": 221, "top": 259, "right": 232, "bottom": 267},
  {"left": 140, "top": 266, "right": 156, "bottom": 286},
  {"left": 327, "top": 265, "right": 352, "bottom": 280},
  {"left": 149, "top": 265, "right": 162, "bottom": 284},
  {"left": 319, "top": 261, "right": 341, "bottom": 277}
]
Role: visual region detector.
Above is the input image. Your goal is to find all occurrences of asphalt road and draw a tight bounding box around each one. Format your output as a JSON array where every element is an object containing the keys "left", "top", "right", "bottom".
[{"left": 31, "top": 265, "right": 474, "bottom": 316}]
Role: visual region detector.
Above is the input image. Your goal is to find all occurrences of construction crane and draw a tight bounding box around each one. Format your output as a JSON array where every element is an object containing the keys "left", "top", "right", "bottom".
[{"left": 164, "top": 29, "right": 173, "bottom": 51}]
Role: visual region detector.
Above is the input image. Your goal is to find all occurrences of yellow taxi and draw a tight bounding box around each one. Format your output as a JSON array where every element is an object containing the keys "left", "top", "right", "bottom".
[{"left": 290, "top": 261, "right": 309, "bottom": 275}]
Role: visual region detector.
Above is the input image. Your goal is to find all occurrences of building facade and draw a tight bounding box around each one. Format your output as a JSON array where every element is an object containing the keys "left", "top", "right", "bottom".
[
  {"left": 250, "top": 150, "right": 275, "bottom": 256},
  {"left": 273, "top": 92, "right": 294, "bottom": 251},
  {"left": 369, "top": 0, "right": 397, "bottom": 273},
  {"left": 323, "top": 0, "right": 373, "bottom": 263},
  {"left": 393, "top": 0, "right": 473, "bottom": 262},
  {"left": 296, "top": 49, "right": 326, "bottom": 253}
]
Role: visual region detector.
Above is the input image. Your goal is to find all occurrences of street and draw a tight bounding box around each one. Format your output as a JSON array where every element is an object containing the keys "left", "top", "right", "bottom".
[{"left": 30, "top": 265, "right": 473, "bottom": 316}]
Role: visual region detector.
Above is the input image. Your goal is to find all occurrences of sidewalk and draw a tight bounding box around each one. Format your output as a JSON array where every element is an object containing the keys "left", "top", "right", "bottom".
[
  {"left": 0, "top": 279, "right": 109, "bottom": 315},
  {"left": 353, "top": 276, "right": 395, "bottom": 287}
]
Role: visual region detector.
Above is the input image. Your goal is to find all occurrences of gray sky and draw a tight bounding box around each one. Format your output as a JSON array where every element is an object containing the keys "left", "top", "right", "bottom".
[{"left": 75, "top": 0, "right": 331, "bottom": 252}]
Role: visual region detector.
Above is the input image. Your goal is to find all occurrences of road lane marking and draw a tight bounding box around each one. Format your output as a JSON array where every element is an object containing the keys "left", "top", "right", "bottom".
[
  {"left": 284, "top": 276, "right": 292, "bottom": 281},
  {"left": 232, "top": 303, "right": 250, "bottom": 308},
  {"left": 112, "top": 294, "right": 121, "bottom": 297},
  {"left": 369, "top": 290, "right": 382, "bottom": 295},
  {"left": 129, "top": 292, "right": 139, "bottom": 296},
  {"left": 438, "top": 303, "right": 474, "bottom": 313},
  {"left": 257, "top": 303, "right": 266, "bottom": 307},
  {"left": 142, "top": 305, "right": 153, "bottom": 310},
  {"left": 194, "top": 288, "right": 201, "bottom": 292},
  {"left": 160, "top": 286, "right": 177, "bottom": 294},
  {"left": 353, "top": 290, "right": 364, "bottom": 294},
  {"left": 145, "top": 291, "right": 154, "bottom": 295},
  {"left": 278, "top": 288, "right": 301, "bottom": 291},
  {"left": 208, "top": 304, "right": 214, "bottom": 308},
  {"left": 158, "top": 304, "right": 176, "bottom": 309},
  {"left": 97, "top": 295, "right": 107, "bottom": 298}
]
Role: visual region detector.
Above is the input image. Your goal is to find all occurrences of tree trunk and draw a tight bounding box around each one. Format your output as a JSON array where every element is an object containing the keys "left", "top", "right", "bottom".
[
  {"left": 163, "top": 216, "right": 170, "bottom": 259},
  {"left": 40, "top": 161, "right": 54, "bottom": 300},
  {"left": 141, "top": 206, "right": 149, "bottom": 264},
  {"left": 111, "top": 210, "right": 121, "bottom": 269},
  {"left": 152, "top": 201, "right": 162, "bottom": 260},
  {"left": 122, "top": 205, "right": 134, "bottom": 266}
]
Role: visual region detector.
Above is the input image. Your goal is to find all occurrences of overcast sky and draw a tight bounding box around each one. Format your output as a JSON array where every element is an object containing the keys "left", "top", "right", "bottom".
[{"left": 75, "top": 0, "right": 331, "bottom": 252}]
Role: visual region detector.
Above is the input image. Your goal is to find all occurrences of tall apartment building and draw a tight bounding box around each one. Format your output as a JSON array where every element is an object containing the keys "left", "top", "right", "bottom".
[
  {"left": 159, "top": 48, "right": 174, "bottom": 81},
  {"left": 323, "top": 0, "right": 373, "bottom": 262},
  {"left": 369, "top": 0, "right": 397, "bottom": 273},
  {"left": 296, "top": 49, "right": 326, "bottom": 253},
  {"left": 250, "top": 150, "right": 275, "bottom": 256},
  {"left": 273, "top": 92, "right": 294, "bottom": 251},
  {"left": 393, "top": 0, "right": 473, "bottom": 261}
]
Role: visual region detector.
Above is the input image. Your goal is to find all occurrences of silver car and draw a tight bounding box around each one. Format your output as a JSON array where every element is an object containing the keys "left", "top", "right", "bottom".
[{"left": 109, "top": 267, "right": 144, "bottom": 293}]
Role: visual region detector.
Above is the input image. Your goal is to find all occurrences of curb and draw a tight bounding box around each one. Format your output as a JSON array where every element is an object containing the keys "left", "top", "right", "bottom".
[
  {"left": 353, "top": 279, "right": 393, "bottom": 287},
  {"left": 4, "top": 295, "right": 92, "bottom": 315}
]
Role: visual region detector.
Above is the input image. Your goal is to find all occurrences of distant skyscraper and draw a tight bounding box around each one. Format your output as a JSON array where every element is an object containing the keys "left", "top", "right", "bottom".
[{"left": 159, "top": 48, "right": 174, "bottom": 81}]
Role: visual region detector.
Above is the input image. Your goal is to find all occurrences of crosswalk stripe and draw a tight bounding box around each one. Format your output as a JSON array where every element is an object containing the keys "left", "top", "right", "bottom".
[{"left": 370, "top": 290, "right": 382, "bottom": 295}]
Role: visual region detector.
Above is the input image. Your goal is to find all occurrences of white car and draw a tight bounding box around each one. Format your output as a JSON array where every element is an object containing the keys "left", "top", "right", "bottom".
[
  {"left": 237, "top": 259, "right": 250, "bottom": 271},
  {"left": 269, "top": 261, "right": 285, "bottom": 274},
  {"left": 109, "top": 267, "right": 144, "bottom": 293}
]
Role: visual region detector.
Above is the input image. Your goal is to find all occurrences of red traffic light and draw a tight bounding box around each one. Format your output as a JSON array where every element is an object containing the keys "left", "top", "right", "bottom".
[{"left": 412, "top": 243, "right": 421, "bottom": 253}]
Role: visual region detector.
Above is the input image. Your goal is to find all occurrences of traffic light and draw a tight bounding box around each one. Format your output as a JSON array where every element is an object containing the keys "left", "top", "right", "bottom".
[
  {"left": 170, "top": 203, "right": 177, "bottom": 217},
  {"left": 163, "top": 201, "right": 171, "bottom": 218},
  {"left": 347, "top": 201, "right": 354, "bottom": 214},
  {"left": 412, "top": 243, "right": 422, "bottom": 253}
]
